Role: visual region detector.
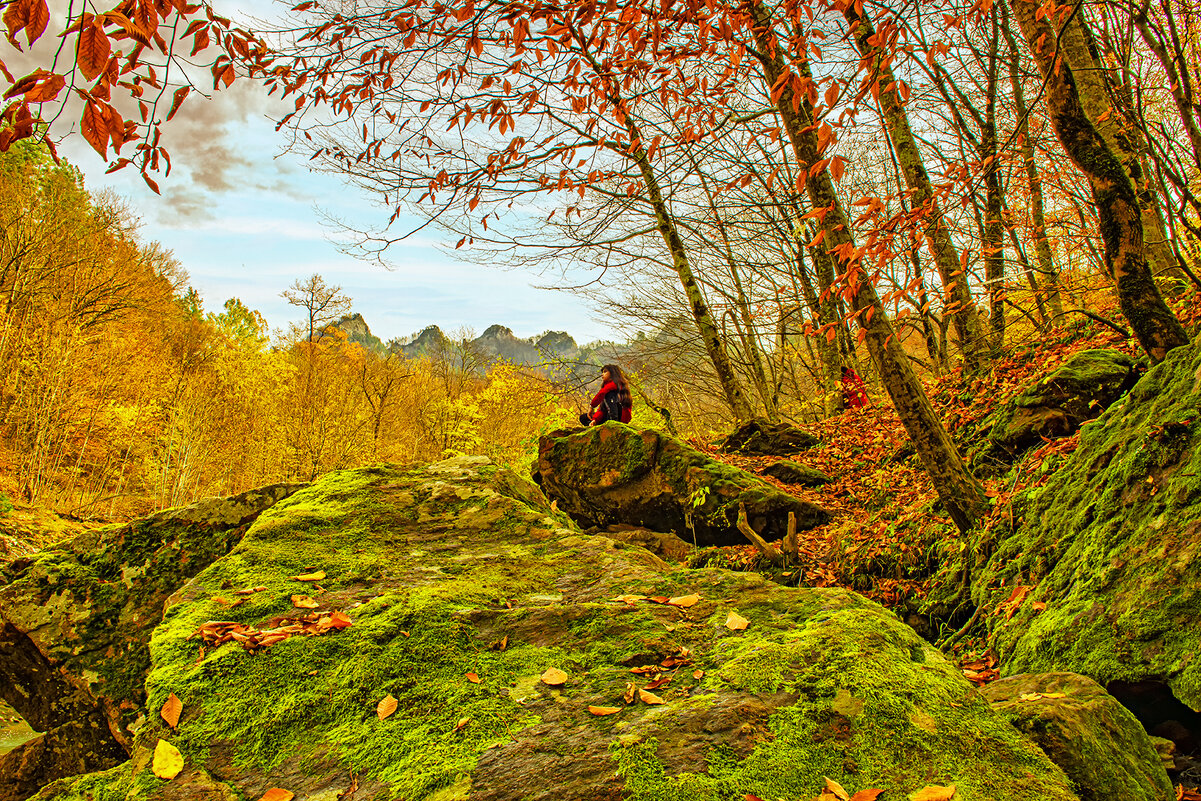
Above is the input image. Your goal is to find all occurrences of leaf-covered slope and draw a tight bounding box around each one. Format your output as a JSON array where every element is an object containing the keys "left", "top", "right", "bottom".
[
  {"left": 37, "top": 458, "right": 1076, "bottom": 801},
  {"left": 976, "top": 340, "right": 1201, "bottom": 709}
]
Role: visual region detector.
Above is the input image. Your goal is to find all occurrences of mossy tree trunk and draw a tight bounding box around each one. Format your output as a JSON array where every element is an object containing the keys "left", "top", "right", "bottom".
[
  {"left": 745, "top": 3, "right": 990, "bottom": 533},
  {"left": 844, "top": 6, "right": 993, "bottom": 373},
  {"left": 1008, "top": 0, "right": 1189, "bottom": 363},
  {"left": 1052, "top": 10, "right": 1190, "bottom": 292}
]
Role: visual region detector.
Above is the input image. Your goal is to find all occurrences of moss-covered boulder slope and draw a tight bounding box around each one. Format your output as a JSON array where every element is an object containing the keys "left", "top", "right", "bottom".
[
  {"left": 536, "top": 424, "right": 829, "bottom": 547},
  {"left": 978, "top": 340, "right": 1201, "bottom": 710},
  {"left": 23, "top": 458, "right": 1081, "bottom": 801}
]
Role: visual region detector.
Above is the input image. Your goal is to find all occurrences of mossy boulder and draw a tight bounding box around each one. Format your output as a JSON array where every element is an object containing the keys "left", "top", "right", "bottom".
[
  {"left": 535, "top": 424, "right": 829, "bottom": 547},
  {"left": 0, "top": 484, "right": 303, "bottom": 800},
  {"left": 721, "top": 418, "right": 820, "bottom": 456},
  {"left": 760, "top": 460, "right": 832, "bottom": 487},
  {"left": 34, "top": 458, "right": 1081, "bottom": 801},
  {"left": 975, "top": 341, "right": 1201, "bottom": 711},
  {"left": 973, "top": 349, "right": 1144, "bottom": 471},
  {"left": 980, "top": 673, "right": 1173, "bottom": 801}
]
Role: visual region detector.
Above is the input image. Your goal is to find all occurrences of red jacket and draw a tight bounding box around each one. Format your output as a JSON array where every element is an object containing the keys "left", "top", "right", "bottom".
[{"left": 589, "top": 381, "right": 633, "bottom": 423}]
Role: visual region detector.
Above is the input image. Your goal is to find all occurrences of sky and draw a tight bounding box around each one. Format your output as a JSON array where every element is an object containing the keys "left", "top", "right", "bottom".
[{"left": 54, "top": 8, "right": 615, "bottom": 347}]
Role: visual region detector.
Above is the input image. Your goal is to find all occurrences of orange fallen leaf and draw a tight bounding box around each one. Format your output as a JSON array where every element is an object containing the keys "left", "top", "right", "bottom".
[
  {"left": 850, "top": 790, "right": 884, "bottom": 801},
  {"left": 623, "top": 682, "right": 637, "bottom": 704},
  {"left": 648, "top": 596, "right": 670, "bottom": 604},
  {"left": 151, "top": 739, "right": 184, "bottom": 780},
  {"left": 611, "top": 594, "right": 646, "bottom": 604},
  {"left": 160, "top": 693, "right": 182, "bottom": 728},
  {"left": 291, "top": 570, "right": 326, "bottom": 582},
  {"left": 638, "top": 689, "right": 665, "bottom": 705},
  {"left": 588, "top": 706, "right": 621, "bottom": 716},
  {"left": 466, "top": 672, "right": 481, "bottom": 683},
  {"left": 259, "top": 790, "right": 294, "bottom": 801},
  {"left": 377, "top": 694, "right": 398, "bottom": 720},
  {"left": 453, "top": 717, "right": 470, "bottom": 732},
  {"left": 325, "top": 611, "right": 353, "bottom": 630},
  {"left": 909, "top": 784, "right": 957, "bottom": 801},
  {"left": 541, "top": 668, "right": 568, "bottom": 686},
  {"left": 725, "top": 611, "right": 749, "bottom": 630},
  {"left": 825, "top": 777, "right": 850, "bottom": 800},
  {"left": 291, "top": 595, "right": 319, "bottom": 609},
  {"left": 666, "top": 594, "right": 700, "bottom": 607},
  {"left": 693, "top": 670, "right": 705, "bottom": 679}
]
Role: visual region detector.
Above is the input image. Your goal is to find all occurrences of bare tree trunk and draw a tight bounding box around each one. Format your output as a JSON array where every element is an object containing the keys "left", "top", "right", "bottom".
[
  {"left": 747, "top": 4, "right": 990, "bottom": 533},
  {"left": 845, "top": 6, "right": 993, "bottom": 373}
]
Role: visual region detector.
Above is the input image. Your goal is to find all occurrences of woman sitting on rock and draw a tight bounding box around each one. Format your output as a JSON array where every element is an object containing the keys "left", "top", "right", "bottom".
[{"left": 579, "top": 364, "right": 633, "bottom": 426}]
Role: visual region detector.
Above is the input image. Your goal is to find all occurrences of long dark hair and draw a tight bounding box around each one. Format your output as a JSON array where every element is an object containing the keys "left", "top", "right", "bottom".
[{"left": 602, "top": 364, "right": 632, "bottom": 407}]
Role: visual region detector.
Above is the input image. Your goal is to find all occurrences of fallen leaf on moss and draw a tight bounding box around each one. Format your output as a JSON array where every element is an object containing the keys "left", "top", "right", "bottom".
[
  {"left": 321, "top": 611, "right": 353, "bottom": 631},
  {"left": 541, "top": 667, "right": 568, "bottom": 686},
  {"left": 159, "top": 693, "right": 182, "bottom": 728},
  {"left": 725, "top": 611, "right": 749, "bottom": 630},
  {"left": 291, "top": 570, "right": 326, "bottom": 582},
  {"left": 623, "top": 682, "right": 637, "bottom": 704},
  {"left": 611, "top": 594, "right": 646, "bottom": 604},
  {"left": 152, "top": 739, "right": 184, "bottom": 780},
  {"left": 259, "top": 790, "right": 294, "bottom": 801},
  {"left": 235, "top": 586, "right": 266, "bottom": 595},
  {"left": 291, "top": 595, "right": 319, "bottom": 609},
  {"left": 453, "top": 717, "right": 470, "bottom": 732},
  {"left": 377, "top": 695, "right": 398, "bottom": 720},
  {"left": 638, "top": 689, "right": 665, "bottom": 705},
  {"left": 588, "top": 706, "right": 621, "bottom": 716},
  {"left": 644, "top": 677, "right": 672, "bottom": 690},
  {"left": 850, "top": 790, "right": 884, "bottom": 801},
  {"left": 1018, "top": 692, "right": 1066, "bottom": 701},
  {"left": 693, "top": 670, "right": 704, "bottom": 679},
  {"left": 909, "top": 784, "right": 956, "bottom": 800},
  {"left": 666, "top": 594, "right": 700, "bottom": 607},
  {"left": 490, "top": 635, "right": 508, "bottom": 651},
  {"left": 824, "top": 777, "right": 850, "bottom": 800},
  {"left": 466, "top": 672, "right": 481, "bottom": 683},
  {"left": 648, "top": 596, "right": 670, "bottom": 604}
]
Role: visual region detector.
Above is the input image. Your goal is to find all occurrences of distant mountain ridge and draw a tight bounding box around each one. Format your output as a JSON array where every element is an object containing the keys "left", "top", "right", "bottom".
[{"left": 328, "top": 315, "right": 612, "bottom": 369}]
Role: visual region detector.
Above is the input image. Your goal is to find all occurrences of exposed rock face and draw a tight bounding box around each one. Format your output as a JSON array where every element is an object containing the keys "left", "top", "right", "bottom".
[
  {"left": 535, "top": 424, "right": 830, "bottom": 547},
  {"left": 328, "top": 313, "right": 384, "bottom": 352},
  {"left": 721, "top": 419, "right": 820, "bottom": 456},
  {"left": 535, "top": 331, "right": 578, "bottom": 359},
  {"left": 981, "top": 673, "right": 1173, "bottom": 801},
  {"left": 474, "top": 324, "right": 542, "bottom": 364},
  {"left": 761, "top": 460, "right": 832, "bottom": 487},
  {"left": 32, "top": 459, "right": 1079, "bottom": 801},
  {"left": 0, "top": 484, "right": 303, "bottom": 800},
  {"left": 393, "top": 324, "right": 451, "bottom": 358},
  {"left": 973, "top": 349, "right": 1144, "bottom": 471},
  {"left": 976, "top": 341, "right": 1201, "bottom": 711}
]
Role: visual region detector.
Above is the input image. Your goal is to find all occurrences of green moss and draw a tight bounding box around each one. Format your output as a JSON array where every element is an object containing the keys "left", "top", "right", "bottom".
[{"left": 977, "top": 341, "right": 1201, "bottom": 708}]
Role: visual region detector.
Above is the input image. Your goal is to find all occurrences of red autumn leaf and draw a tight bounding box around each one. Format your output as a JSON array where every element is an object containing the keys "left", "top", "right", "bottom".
[
  {"left": 259, "top": 790, "right": 293, "bottom": 801},
  {"left": 77, "top": 22, "right": 111, "bottom": 82},
  {"left": 166, "top": 85, "right": 189, "bottom": 121},
  {"left": 23, "top": 0, "right": 47, "bottom": 45},
  {"left": 588, "top": 706, "right": 621, "bottom": 716},
  {"left": 80, "top": 101, "right": 108, "bottom": 158},
  {"left": 465, "top": 672, "right": 480, "bottom": 683},
  {"left": 23, "top": 72, "right": 63, "bottom": 102}
]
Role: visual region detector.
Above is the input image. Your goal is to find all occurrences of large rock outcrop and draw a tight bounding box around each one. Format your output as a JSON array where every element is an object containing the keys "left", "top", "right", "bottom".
[
  {"left": 0, "top": 484, "right": 303, "bottom": 800},
  {"left": 972, "top": 348, "right": 1144, "bottom": 471},
  {"left": 26, "top": 459, "right": 1082, "bottom": 801},
  {"left": 981, "top": 673, "right": 1173, "bottom": 801},
  {"left": 535, "top": 424, "right": 830, "bottom": 546},
  {"left": 976, "top": 341, "right": 1201, "bottom": 714}
]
